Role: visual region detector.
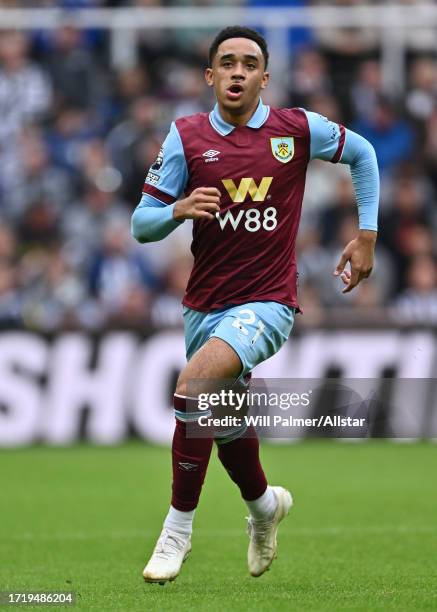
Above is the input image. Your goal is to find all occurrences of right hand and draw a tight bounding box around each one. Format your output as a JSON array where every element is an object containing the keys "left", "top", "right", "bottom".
[{"left": 173, "top": 187, "right": 221, "bottom": 221}]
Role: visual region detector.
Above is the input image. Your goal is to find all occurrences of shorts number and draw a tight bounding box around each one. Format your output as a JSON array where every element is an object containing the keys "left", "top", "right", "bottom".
[{"left": 232, "top": 309, "right": 266, "bottom": 345}]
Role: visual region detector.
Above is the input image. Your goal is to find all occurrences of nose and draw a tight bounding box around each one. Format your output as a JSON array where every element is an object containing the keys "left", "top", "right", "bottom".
[{"left": 231, "top": 63, "right": 245, "bottom": 80}]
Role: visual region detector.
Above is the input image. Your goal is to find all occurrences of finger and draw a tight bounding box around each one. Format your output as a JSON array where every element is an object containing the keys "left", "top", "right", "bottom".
[
  {"left": 197, "top": 202, "right": 220, "bottom": 213},
  {"left": 193, "top": 211, "right": 215, "bottom": 221},
  {"left": 334, "top": 252, "right": 349, "bottom": 276},
  {"left": 198, "top": 187, "right": 222, "bottom": 197},
  {"left": 340, "top": 272, "right": 349, "bottom": 285},
  {"left": 342, "top": 269, "right": 360, "bottom": 293},
  {"left": 195, "top": 195, "right": 221, "bottom": 204}
]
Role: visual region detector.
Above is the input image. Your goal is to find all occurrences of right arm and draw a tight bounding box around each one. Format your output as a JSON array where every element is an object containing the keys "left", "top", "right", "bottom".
[
  {"left": 304, "top": 110, "right": 379, "bottom": 293},
  {"left": 131, "top": 122, "right": 220, "bottom": 243}
]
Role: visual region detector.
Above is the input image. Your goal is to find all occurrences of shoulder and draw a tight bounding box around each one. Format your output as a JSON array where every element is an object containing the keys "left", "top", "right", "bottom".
[
  {"left": 174, "top": 112, "right": 212, "bottom": 156},
  {"left": 175, "top": 112, "right": 210, "bottom": 133},
  {"left": 268, "top": 107, "right": 310, "bottom": 135},
  {"left": 300, "top": 109, "right": 343, "bottom": 144}
]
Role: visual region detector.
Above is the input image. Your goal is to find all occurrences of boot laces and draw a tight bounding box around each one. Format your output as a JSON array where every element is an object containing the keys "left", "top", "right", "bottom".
[
  {"left": 246, "top": 516, "right": 275, "bottom": 552},
  {"left": 155, "top": 529, "right": 186, "bottom": 560}
]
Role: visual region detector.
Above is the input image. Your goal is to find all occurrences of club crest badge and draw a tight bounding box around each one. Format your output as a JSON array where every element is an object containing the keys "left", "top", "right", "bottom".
[{"left": 270, "top": 137, "right": 294, "bottom": 163}]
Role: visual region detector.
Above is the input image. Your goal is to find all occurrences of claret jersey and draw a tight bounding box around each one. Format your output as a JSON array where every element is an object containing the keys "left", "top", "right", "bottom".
[{"left": 140, "top": 99, "right": 375, "bottom": 312}]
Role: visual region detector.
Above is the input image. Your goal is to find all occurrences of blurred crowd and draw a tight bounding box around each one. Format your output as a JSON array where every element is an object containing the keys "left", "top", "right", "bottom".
[{"left": 0, "top": 1, "right": 436, "bottom": 331}]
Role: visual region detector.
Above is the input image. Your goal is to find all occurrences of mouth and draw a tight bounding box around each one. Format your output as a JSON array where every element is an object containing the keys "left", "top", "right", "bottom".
[{"left": 226, "top": 83, "right": 244, "bottom": 101}]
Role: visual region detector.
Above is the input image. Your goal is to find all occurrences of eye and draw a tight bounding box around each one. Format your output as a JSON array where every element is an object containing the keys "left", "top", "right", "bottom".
[
  {"left": 247, "top": 63, "right": 256, "bottom": 70},
  {"left": 222, "top": 61, "right": 233, "bottom": 68}
]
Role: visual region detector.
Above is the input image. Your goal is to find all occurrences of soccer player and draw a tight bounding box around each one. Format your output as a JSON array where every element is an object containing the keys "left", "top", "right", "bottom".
[{"left": 131, "top": 26, "right": 379, "bottom": 583}]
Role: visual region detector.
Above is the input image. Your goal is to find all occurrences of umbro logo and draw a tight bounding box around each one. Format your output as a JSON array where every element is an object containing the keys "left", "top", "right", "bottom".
[
  {"left": 202, "top": 149, "right": 220, "bottom": 163},
  {"left": 203, "top": 149, "right": 220, "bottom": 157},
  {"left": 178, "top": 462, "right": 199, "bottom": 471}
]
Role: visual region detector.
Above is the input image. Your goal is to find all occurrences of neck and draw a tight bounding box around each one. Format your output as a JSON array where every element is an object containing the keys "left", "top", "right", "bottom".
[{"left": 217, "top": 98, "right": 260, "bottom": 127}]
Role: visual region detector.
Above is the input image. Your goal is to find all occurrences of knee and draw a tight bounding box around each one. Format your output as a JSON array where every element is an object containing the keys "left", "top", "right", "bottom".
[
  {"left": 175, "top": 368, "right": 209, "bottom": 397},
  {"left": 175, "top": 371, "right": 188, "bottom": 397}
]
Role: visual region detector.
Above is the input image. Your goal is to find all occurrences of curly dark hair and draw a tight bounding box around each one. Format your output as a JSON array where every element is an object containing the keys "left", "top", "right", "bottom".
[{"left": 208, "top": 26, "right": 269, "bottom": 68}]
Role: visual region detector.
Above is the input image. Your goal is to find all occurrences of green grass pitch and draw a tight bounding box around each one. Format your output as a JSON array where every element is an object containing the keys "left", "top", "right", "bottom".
[{"left": 1, "top": 441, "right": 436, "bottom": 611}]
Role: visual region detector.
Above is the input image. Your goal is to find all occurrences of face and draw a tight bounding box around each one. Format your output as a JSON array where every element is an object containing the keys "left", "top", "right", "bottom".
[{"left": 205, "top": 37, "right": 269, "bottom": 115}]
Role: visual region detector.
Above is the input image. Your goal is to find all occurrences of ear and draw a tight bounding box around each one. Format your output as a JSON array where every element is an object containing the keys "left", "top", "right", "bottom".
[
  {"left": 260, "top": 71, "right": 270, "bottom": 90},
  {"left": 205, "top": 67, "right": 214, "bottom": 87}
]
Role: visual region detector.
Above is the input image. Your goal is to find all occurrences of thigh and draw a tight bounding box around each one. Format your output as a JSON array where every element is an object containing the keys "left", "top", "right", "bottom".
[
  {"left": 179, "top": 301, "right": 295, "bottom": 395},
  {"left": 176, "top": 337, "right": 242, "bottom": 396},
  {"left": 210, "top": 301, "right": 295, "bottom": 377}
]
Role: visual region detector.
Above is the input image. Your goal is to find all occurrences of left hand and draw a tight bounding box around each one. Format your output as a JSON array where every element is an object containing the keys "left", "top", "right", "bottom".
[{"left": 334, "top": 230, "right": 377, "bottom": 294}]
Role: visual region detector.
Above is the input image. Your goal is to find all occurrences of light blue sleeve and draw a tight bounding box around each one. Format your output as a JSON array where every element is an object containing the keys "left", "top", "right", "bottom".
[
  {"left": 131, "top": 194, "right": 182, "bottom": 244},
  {"left": 304, "top": 110, "right": 379, "bottom": 231},
  {"left": 340, "top": 129, "right": 379, "bottom": 231},
  {"left": 143, "top": 121, "right": 188, "bottom": 199},
  {"left": 304, "top": 110, "right": 344, "bottom": 161},
  {"left": 132, "top": 122, "right": 188, "bottom": 243}
]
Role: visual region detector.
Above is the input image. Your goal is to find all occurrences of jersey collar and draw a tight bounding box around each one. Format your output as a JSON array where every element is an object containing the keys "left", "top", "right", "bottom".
[{"left": 209, "top": 98, "right": 270, "bottom": 136}]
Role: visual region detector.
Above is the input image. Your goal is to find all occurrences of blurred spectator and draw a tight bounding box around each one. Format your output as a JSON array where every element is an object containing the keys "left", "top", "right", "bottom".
[
  {"left": 248, "top": 0, "right": 313, "bottom": 53},
  {"left": 88, "top": 219, "right": 158, "bottom": 321},
  {"left": 78, "top": 139, "right": 122, "bottom": 193},
  {"left": 318, "top": 174, "right": 358, "bottom": 245},
  {"left": 106, "top": 96, "right": 161, "bottom": 200},
  {"left": 0, "top": 219, "right": 20, "bottom": 324},
  {"left": 111, "top": 283, "right": 151, "bottom": 328},
  {"left": 406, "top": 57, "right": 437, "bottom": 123},
  {"left": 350, "top": 60, "right": 384, "bottom": 122},
  {"left": 394, "top": 255, "right": 437, "bottom": 324},
  {"left": 0, "top": 30, "right": 52, "bottom": 199},
  {"left": 163, "top": 65, "right": 210, "bottom": 118},
  {"left": 151, "top": 255, "right": 193, "bottom": 327},
  {"left": 314, "top": 0, "right": 379, "bottom": 110},
  {"left": 45, "top": 24, "right": 107, "bottom": 113},
  {"left": 135, "top": 0, "right": 176, "bottom": 87},
  {"left": 306, "top": 92, "right": 341, "bottom": 124},
  {"left": 19, "top": 245, "right": 86, "bottom": 330},
  {"left": 296, "top": 224, "right": 332, "bottom": 304},
  {"left": 45, "top": 106, "right": 101, "bottom": 173},
  {"left": 380, "top": 169, "right": 435, "bottom": 291},
  {"left": 314, "top": 0, "right": 378, "bottom": 58},
  {"left": 0, "top": 30, "right": 52, "bottom": 143},
  {"left": 352, "top": 97, "right": 415, "bottom": 174},
  {"left": 111, "top": 66, "right": 152, "bottom": 122},
  {"left": 18, "top": 199, "right": 60, "bottom": 247},
  {"left": 423, "top": 109, "right": 437, "bottom": 191},
  {"left": 62, "top": 184, "right": 129, "bottom": 266},
  {"left": 8, "top": 128, "right": 74, "bottom": 221},
  {"left": 289, "top": 49, "right": 331, "bottom": 108},
  {"left": 0, "top": 221, "right": 17, "bottom": 264},
  {"left": 0, "top": 260, "right": 20, "bottom": 326},
  {"left": 302, "top": 160, "right": 348, "bottom": 218}
]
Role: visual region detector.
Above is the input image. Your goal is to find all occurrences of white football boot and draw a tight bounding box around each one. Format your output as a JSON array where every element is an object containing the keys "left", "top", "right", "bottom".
[
  {"left": 143, "top": 528, "right": 191, "bottom": 584},
  {"left": 247, "top": 486, "right": 293, "bottom": 577}
]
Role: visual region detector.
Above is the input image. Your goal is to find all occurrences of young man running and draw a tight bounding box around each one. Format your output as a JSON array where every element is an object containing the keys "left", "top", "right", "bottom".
[{"left": 131, "top": 26, "right": 379, "bottom": 583}]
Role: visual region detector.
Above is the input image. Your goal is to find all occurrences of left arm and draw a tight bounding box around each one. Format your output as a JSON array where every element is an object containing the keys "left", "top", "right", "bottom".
[{"left": 305, "top": 111, "right": 379, "bottom": 293}]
